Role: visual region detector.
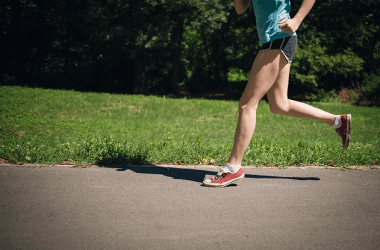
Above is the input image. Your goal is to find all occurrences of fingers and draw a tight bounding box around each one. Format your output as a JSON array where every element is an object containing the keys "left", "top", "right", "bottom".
[
  {"left": 282, "top": 28, "right": 294, "bottom": 34},
  {"left": 278, "top": 19, "right": 297, "bottom": 34},
  {"left": 278, "top": 19, "right": 289, "bottom": 31},
  {"left": 278, "top": 21, "right": 289, "bottom": 32},
  {"left": 281, "top": 26, "right": 293, "bottom": 34}
]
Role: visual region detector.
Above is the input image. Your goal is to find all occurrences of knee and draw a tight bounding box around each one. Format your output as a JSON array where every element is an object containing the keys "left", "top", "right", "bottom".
[
  {"left": 238, "top": 99, "right": 258, "bottom": 113},
  {"left": 269, "top": 101, "right": 289, "bottom": 115}
]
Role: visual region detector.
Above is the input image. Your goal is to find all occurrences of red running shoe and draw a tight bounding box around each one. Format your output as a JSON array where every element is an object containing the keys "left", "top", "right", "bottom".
[
  {"left": 203, "top": 168, "right": 245, "bottom": 187},
  {"left": 335, "top": 114, "right": 352, "bottom": 149}
]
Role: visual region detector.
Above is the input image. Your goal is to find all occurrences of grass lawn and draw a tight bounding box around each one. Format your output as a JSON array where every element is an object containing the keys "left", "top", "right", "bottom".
[{"left": 0, "top": 85, "right": 379, "bottom": 168}]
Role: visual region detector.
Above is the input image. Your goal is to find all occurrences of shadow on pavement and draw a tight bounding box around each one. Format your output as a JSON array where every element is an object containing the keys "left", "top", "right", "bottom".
[{"left": 104, "top": 165, "right": 320, "bottom": 184}]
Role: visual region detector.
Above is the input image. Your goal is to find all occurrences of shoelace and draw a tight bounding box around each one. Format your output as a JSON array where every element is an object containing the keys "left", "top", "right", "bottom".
[
  {"left": 213, "top": 168, "right": 229, "bottom": 180},
  {"left": 335, "top": 128, "right": 346, "bottom": 138}
]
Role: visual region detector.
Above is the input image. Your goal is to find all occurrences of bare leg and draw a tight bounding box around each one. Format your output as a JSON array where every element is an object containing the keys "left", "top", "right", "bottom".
[
  {"left": 227, "top": 50, "right": 336, "bottom": 166},
  {"left": 227, "top": 50, "right": 285, "bottom": 165},
  {"left": 266, "top": 60, "right": 336, "bottom": 125}
]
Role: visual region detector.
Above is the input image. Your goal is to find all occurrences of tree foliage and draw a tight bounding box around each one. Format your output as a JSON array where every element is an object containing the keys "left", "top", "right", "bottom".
[{"left": 1, "top": 0, "right": 379, "bottom": 101}]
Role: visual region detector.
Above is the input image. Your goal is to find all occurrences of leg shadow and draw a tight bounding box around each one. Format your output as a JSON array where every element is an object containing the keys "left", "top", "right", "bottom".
[{"left": 102, "top": 165, "right": 320, "bottom": 183}]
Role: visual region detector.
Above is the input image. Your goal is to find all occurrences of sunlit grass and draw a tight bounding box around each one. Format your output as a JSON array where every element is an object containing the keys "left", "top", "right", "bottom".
[{"left": 0, "top": 85, "right": 379, "bottom": 167}]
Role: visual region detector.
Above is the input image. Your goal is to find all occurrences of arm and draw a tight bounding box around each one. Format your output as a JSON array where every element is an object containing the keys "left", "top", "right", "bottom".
[
  {"left": 233, "top": 0, "right": 250, "bottom": 15},
  {"left": 279, "top": 0, "right": 316, "bottom": 33}
]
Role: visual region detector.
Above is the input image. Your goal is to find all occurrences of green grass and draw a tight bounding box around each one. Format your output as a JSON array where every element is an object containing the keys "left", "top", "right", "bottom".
[{"left": 0, "top": 85, "right": 379, "bottom": 167}]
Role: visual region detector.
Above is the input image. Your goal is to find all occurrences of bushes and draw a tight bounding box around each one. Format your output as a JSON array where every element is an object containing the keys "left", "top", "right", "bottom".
[
  {"left": 361, "top": 73, "right": 380, "bottom": 105},
  {"left": 289, "top": 36, "right": 364, "bottom": 97}
]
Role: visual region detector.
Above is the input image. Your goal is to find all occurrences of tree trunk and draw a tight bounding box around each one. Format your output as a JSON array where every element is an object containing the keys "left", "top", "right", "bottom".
[
  {"left": 134, "top": 48, "right": 148, "bottom": 94},
  {"left": 64, "top": 3, "right": 71, "bottom": 75},
  {"left": 170, "top": 15, "right": 184, "bottom": 95},
  {"left": 133, "top": 1, "right": 148, "bottom": 94},
  {"left": 10, "top": 0, "right": 22, "bottom": 80}
]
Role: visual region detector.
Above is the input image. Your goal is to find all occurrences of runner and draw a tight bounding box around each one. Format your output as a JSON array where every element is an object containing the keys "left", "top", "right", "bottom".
[{"left": 203, "top": 0, "right": 352, "bottom": 187}]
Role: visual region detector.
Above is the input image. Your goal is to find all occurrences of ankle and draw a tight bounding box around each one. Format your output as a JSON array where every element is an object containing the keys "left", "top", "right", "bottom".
[
  {"left": 224, "top": 162, "right": 241, "bottom": 174},
  {"left": 332, "top": 115, "right": 342, "bottom": 129},
  {"left": 227, "top": 157, "right": 241, "bottom": 166}
]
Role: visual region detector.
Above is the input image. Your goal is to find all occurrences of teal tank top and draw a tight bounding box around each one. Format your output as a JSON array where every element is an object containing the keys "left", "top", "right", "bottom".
[{"left": 252, "top": 0, "right": 295, "bottom": 44}]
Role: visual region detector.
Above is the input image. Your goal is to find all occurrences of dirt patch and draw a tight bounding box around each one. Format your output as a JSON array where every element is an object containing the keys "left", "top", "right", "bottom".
[
  {"left": 0, "top": 158, "right": 10, "bottom": 164},
  {"left": 338, "top": 87, "right": 380, "bottom": 106},
  {"left": 338, "top": 88, "right": 360, "bottom": 103},
  {"left": 128, "top": 105, "right": 140, "bottom": 113}
]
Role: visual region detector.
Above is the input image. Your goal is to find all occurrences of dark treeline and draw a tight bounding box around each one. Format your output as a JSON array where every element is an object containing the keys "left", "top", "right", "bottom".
[{"left": 1, "top": 0, "right": 379, "bottom": 100}]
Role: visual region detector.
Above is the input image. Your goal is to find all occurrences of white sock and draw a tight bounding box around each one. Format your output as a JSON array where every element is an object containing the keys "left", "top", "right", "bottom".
[
  {"left": 332, "top": 115, "right": 342, "bottom": 129},
  {"left": 223, "top": 162, "right": 241, "bottom": 174}
]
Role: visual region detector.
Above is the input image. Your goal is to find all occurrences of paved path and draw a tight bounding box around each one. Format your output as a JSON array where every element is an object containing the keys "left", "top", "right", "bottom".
[{"left": 1, "top": 165, "right": 380, "bottom": 250}]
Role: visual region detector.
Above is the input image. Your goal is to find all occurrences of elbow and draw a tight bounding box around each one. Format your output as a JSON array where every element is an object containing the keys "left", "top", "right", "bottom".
[
  {"left": 236, "top": 9, "right": 246, "bottom": 15},
  {"left": 233, "top": 0, "right": 249, "bottom": 15}
]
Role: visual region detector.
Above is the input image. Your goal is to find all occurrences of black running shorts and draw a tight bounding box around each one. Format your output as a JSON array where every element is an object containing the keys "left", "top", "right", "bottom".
[{"left": 259, "top": 35, "right": 298, "bottom": 63}]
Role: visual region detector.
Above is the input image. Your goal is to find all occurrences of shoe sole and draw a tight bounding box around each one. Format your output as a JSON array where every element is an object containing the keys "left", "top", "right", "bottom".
[
  {"left": 343, "top": 114, "right": 352, "bottom": 149},
  {"left": 203, "top": 173, "right": 245, "bottom": 188}
]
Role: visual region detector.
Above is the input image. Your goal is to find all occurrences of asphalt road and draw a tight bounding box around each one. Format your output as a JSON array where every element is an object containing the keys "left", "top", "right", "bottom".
[{"left": 1, "top": 164, "right": 380, "bottom": 250}]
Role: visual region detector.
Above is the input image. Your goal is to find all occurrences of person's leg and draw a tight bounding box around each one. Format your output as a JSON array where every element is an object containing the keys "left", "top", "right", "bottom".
[
  {"left": 266, "top": 53, "right": 351, "bottom": 149},
  {"left": 203, "top": 49, "right": 350, "bottom": 187},
  {"left": 203, "top": 50, "right": 284, "bottom": 187},
  {"left": 266, "top": 58, "right": 336, "bottom": 125},
  {"left": 227, "top": 50, "right": 286, "bottom": 166}
]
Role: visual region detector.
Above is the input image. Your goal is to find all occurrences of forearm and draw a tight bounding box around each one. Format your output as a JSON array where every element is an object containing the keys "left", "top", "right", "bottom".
[
  {"left": 293, "top": 0, "right": 316, "bottom": 24},
  {"left": 233, "top": 0, "right": 250, "bottom": 15}
]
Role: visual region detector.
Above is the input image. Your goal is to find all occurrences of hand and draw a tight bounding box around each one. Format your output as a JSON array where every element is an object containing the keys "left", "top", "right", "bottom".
[{"left": 278, "top": 19, "right": 300, "bottom": 34}]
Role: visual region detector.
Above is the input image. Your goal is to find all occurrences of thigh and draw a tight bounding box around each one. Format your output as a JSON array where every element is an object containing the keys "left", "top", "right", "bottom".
[
  {"left": 240, "top": 49, "right": 288, "bottom": 108},
  {"left": 266, "top": 58, "right": 291, "bottom": 106}
]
